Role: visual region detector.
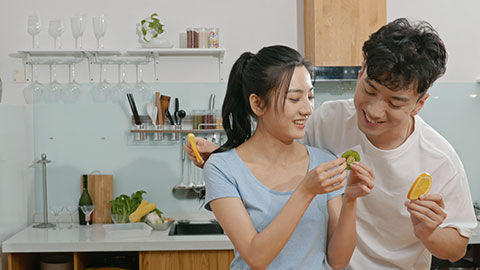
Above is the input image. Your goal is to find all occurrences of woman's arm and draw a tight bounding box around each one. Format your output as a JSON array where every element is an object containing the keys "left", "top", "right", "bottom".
[
  {"left": 211, "top": 158, "right": 347, "bottom": 270},
  {"left": 326, "top": 162, "right": 375, "bottom": 269}
]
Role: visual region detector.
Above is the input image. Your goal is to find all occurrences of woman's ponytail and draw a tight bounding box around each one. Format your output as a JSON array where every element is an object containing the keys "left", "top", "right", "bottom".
[{"left": 215, "top": 52, "right": 254, "bottom": 153}]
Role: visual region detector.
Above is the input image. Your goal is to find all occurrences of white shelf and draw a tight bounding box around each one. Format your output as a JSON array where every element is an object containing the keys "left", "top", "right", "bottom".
[{"left": 10, "top": 48, "right": 226, "bottom": 82}]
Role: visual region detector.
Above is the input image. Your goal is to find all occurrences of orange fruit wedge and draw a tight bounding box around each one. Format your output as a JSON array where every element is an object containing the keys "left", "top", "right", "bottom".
[
  {"left": 407, "top": 173, "right": 432, "bottom": 200},
  {"left": 187, "top": 133, "right": 204, "bottom": 164}
]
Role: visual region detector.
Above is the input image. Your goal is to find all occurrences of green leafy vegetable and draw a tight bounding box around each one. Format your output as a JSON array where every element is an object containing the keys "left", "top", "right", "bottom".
[{"left": 110, "top": 190, "right": 163, "bottom": 223}]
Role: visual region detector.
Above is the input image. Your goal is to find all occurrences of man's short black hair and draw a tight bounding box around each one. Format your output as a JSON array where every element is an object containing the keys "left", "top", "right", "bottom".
[{"left": 362, "top": 18, "right": 447, "bottom": 96}]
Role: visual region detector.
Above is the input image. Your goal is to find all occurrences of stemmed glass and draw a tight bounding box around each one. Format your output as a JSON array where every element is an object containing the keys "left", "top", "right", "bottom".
[
  {"left": 65, "top": 206, "right": 78, "bottom": 229},
  {"left": 44, "top": 63, "right": 63, "bottom": 104},
  {"left": 23, "top": 64, "right": 43, "bottom": 104},
  {"left": 134, "top": 62, "right": 151, "bottom": 103},
  {"left": 49, "top": 206, "right": 65, "bottom": 230},
  {"left": 111, "top": 63, "right": 129, "bottom": 102},
  {"left": 91, "top": 63, "right": 110, "bottom": 103},
  {"left": 62, "top": 62, "right": 81, "bottom": 103},
  {"left": 80, "top": 205, "right": 95, "bottom": 227},
  {"left": 71, "top": 14, "right": 86, "bottom": 49},
  {"left": 27, "top": 15, "right": 41, "bottom": 48},
  {"left": 48, "top": 19, "right": 65, "bottom": 48},
  {"left": 92, "top": 14, "right": 107, "bottom": 49}
]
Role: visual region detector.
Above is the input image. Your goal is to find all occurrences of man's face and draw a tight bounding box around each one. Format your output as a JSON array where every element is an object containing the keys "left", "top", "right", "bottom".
[{"left": 353, "top": 67, "right": 429, "bottom": 149}]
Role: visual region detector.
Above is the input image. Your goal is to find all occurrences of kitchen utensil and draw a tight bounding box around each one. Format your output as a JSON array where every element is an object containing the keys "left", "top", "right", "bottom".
[
  {"left": 177, "top": 110, "right": 186, "bottom": 125},
  {"left": 126, "top": 93, "right": 141, "bottom": 125},
  {"left": 209, "top": 94, "right": 215, "bottom": 112},
  {"left": 147, "top": 102, "right": 155, "bottom": 123},
  {"left": 83, "top": 174, "right": 113, "bottom": 224},
  {"left": 166, "top": 109, "right": 175, "bottom": 125},
  {"left": 174, "top": 97, "right": 179, "bottom": 124},
  {"left": 155, "top": 92, "right": 162, "bottom": 125},
  {"left": 174, "top": 138, "right": 188, "bottom": 189},
  {"left": 33, "top": 153, "right": 55, "bottom": 229},
  {"left": 160, "top": 95, "right": 171, "bottom": 125}
]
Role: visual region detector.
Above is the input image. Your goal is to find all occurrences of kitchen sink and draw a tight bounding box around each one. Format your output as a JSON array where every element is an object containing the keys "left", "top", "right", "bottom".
[{"left": 168, "top": 222, "right": 224, "bottom": 236}]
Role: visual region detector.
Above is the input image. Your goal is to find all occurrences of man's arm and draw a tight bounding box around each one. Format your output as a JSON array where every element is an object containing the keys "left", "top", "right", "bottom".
[{"left": 405, "top": 194, "right": 469, "bottom": 262}]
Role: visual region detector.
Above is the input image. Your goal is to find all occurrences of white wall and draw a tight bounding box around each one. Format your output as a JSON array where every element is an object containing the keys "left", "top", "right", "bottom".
[
  {"left": 387, "top": 0, "right": 480, "bottom": 82},
  {"left": 0, "top": 1, "right": 300, "bottom": 269}
]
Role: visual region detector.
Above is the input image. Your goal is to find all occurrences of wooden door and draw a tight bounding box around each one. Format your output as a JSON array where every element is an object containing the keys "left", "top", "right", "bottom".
[
  {"left": 140, "top": 250, "right": 235, "bottom": 270},
  {"left": 304, "top": 0, "right": 386, "bottom": 66}
]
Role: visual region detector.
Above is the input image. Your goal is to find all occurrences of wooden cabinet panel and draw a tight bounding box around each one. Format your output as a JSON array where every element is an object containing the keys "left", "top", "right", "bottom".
[
  {"left": 140, "top": 250, "right": 235, "bottom": 270},
  {"left": 304, "top": 0, "right": 386, "bottom": 66},
  {"left": 8, "top": 253, "right": 38, "bottom": 270}
]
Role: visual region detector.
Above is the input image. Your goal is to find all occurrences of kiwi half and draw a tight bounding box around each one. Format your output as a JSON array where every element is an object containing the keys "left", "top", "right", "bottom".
[{"left": 341, "top": 150, "right": 360, "bottom": 170}]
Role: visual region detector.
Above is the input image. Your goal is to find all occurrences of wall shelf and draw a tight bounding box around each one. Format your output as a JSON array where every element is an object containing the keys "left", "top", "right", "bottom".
[{"left": 9, "top": 48, "right": 226, "bottom": 83}]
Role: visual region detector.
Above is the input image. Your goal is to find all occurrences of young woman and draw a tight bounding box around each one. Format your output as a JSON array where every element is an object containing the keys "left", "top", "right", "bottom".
[{"left": 196, "top": 45, "right": 374, "bottom": 269}]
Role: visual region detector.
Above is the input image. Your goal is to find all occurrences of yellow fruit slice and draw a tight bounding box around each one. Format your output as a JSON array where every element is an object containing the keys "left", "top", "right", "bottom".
[
  {"left": 407, "top": 173, "right": 432, "bottom": 200},
  {"left": 187, "top": 133, "right": 204, "bottom": 164}
]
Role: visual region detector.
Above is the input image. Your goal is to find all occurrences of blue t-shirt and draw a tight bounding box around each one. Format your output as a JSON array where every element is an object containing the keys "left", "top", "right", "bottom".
[{"left": 204, "top": 145, "right": 344, "bottom": 270}]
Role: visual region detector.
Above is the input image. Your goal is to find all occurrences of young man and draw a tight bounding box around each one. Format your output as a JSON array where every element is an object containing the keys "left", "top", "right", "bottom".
[{"left": 185, "top": 18, "right": 477, "bottom": 269}]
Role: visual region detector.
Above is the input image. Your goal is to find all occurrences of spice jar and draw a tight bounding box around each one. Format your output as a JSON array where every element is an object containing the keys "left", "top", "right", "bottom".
[
  {"left": 186, "top": 27, "right": 198, "bottom": 48},
  {"left": 208, "top": 28, "right": 219, "bottom": 48},
  {"left": 197, "top": 28, "right": 208, "bottom": 48}
]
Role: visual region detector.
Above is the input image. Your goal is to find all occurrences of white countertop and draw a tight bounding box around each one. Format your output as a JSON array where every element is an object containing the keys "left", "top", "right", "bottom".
[
  {"left": 4, "top": 218, "right": 480, "bottom": 254},
  {"left": 2, "top": 223, "right": 233, "bottom": 253}
]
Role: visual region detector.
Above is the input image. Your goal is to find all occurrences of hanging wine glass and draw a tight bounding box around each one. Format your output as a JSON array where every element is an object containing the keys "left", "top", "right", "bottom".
[
  {"left": 23, "top": 64, "right": 43, "bottom": 104},
  {"left": 91, "top": 63, "right": 110, "bottom": 103},
  {"left": 27, "top": 14, "right": 41, "bottom": 48},
  {"left": 134, "top": 61, "right": 151, "bottom": 103},
  {"left": 92, "top": 14, "right": 107, "bottom": 49},
  {"left": 111, "top": 63, "right": 129, "bottom": 103},
  {"left": 71, "top": 14, "right": 86, "bottom": 49},
  {"left": 62, "top": 62, "right": 81, "bottom": 103},
  {"left": 48, "top": 19, "right": 65, "bottom": 49},
  {"left": 43, "top": 63, "right": 63, "bottom": 104}
]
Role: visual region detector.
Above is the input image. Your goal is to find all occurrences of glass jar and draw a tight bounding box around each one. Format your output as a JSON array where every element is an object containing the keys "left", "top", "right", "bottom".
[
  {"left": 197, "top": 28, "right": 208, "bottom": 48},
  {"left": 186, "top": 27, "right": 197, "bottom": 48},
  {"left": 208, "top": 28, "right": 219, "bottom": 48}
]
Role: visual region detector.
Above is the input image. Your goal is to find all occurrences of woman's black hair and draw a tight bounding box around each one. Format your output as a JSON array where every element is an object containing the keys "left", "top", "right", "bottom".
[
  {"left": 215, "top": 45, "right": 313, "bottom": 153},
  {"left": 362, "top": 18, "right": 447, "bottom": 96}
]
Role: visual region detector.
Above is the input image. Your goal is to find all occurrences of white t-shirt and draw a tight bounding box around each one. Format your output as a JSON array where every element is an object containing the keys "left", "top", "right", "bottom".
[{"left": 303, "top": 99, "right": 477, "bottom": 270}]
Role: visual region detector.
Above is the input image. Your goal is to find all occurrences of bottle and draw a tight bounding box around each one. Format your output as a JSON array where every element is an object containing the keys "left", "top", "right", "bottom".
[{"left": 78, "top": 174, "right": 93, "bottom": 225}]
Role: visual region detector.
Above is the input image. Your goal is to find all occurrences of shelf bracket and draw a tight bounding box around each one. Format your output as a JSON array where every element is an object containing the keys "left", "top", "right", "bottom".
[
  {"left": 152, "top": 52, "right": 160, "bottom": 82},
  {"left": 218, "top": 51, "right": 225, "bottom": 81}
]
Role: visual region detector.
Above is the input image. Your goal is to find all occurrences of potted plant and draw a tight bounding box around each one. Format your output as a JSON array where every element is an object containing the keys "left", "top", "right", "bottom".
[{"left": 136, "top": 13, "right": 172, "bottom": 48}]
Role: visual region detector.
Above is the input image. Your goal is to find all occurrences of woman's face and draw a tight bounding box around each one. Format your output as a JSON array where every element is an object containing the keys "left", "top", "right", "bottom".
[{"left": 260, "top": 66, "right": 314, "bottom": 141}]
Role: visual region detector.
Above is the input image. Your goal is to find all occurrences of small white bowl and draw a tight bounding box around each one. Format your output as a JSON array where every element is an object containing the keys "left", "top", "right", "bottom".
[{"left": 147, "top": 217, "right": 174, "bottom": 230}]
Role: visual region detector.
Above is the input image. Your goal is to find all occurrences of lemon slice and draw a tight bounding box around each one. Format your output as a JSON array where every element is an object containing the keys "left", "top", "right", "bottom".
[
  {"left": 187, "top": 133, "right": 204, "bottom": 164},
  {"left": 407, "top": 173, "right": 432, "bottom": 200}
]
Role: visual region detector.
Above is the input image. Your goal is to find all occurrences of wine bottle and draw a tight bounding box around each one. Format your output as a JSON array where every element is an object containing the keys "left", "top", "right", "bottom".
[{"left": 78, "top": 174, "right": 93, "bottom": 225}]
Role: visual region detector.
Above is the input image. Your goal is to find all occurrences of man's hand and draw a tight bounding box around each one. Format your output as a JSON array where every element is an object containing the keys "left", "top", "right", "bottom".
[
  {"left": 405, "top": 194, "right": 447, "bottom": 241},
  {"left": 344, "top": 162, "right": 375, "bottom": 201},
  {"left": 183, "top": 137, "right": 219, "bottom": 168}
]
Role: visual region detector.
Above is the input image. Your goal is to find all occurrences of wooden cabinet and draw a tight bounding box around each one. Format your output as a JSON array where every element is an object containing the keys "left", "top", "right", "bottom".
[
  {"left": 140, "top": 250, "right": 235, "bottom": 270},
  {"left": 8, "top": 250, "right": 235, "bottom": 270},
  {"left": 304, "top": 0, "right": 386, "bottom": 66}
]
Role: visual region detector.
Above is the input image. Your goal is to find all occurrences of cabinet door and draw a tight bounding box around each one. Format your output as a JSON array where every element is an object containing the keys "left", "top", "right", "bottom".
[
  {"left": 140, "top": 250, "right": 235, "bottom": 270},
  {"left": 304, "top": 0, "right": 386, "bottom": 66}
]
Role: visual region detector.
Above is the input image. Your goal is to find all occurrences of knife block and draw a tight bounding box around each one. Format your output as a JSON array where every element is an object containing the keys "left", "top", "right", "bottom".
[{"left": 81, "top": 174, "right": 113, "bottom": 224}]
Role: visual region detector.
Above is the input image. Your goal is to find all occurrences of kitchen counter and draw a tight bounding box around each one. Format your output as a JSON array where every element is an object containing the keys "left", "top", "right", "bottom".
[
  {"left": 4, "top": 219, "right": 480, "bottom": 254},
  {"left": 2, "top": 223, "right": 233, "bottom": 253}
]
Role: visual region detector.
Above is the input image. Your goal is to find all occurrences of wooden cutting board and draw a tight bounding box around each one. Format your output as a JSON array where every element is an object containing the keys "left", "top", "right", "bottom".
[{"left": 81, "top": 174, "right": 113, "bottom": 224}]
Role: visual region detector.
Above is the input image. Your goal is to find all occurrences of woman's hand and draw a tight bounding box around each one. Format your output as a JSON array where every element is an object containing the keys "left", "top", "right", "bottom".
[
  {"left": 344, "top": 162, "right": 375, "bottom": 201},
  {"left": 298, "top": 157, "right": 347, "bottom": 197},
  {"left": 183, "top": 137, "right": 219, "bottom": 168}
]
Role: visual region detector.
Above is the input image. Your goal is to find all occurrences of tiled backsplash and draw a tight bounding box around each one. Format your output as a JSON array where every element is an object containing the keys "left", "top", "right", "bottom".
[{"left": 34, "top": 82, "right": 480, "bottom": 214}]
